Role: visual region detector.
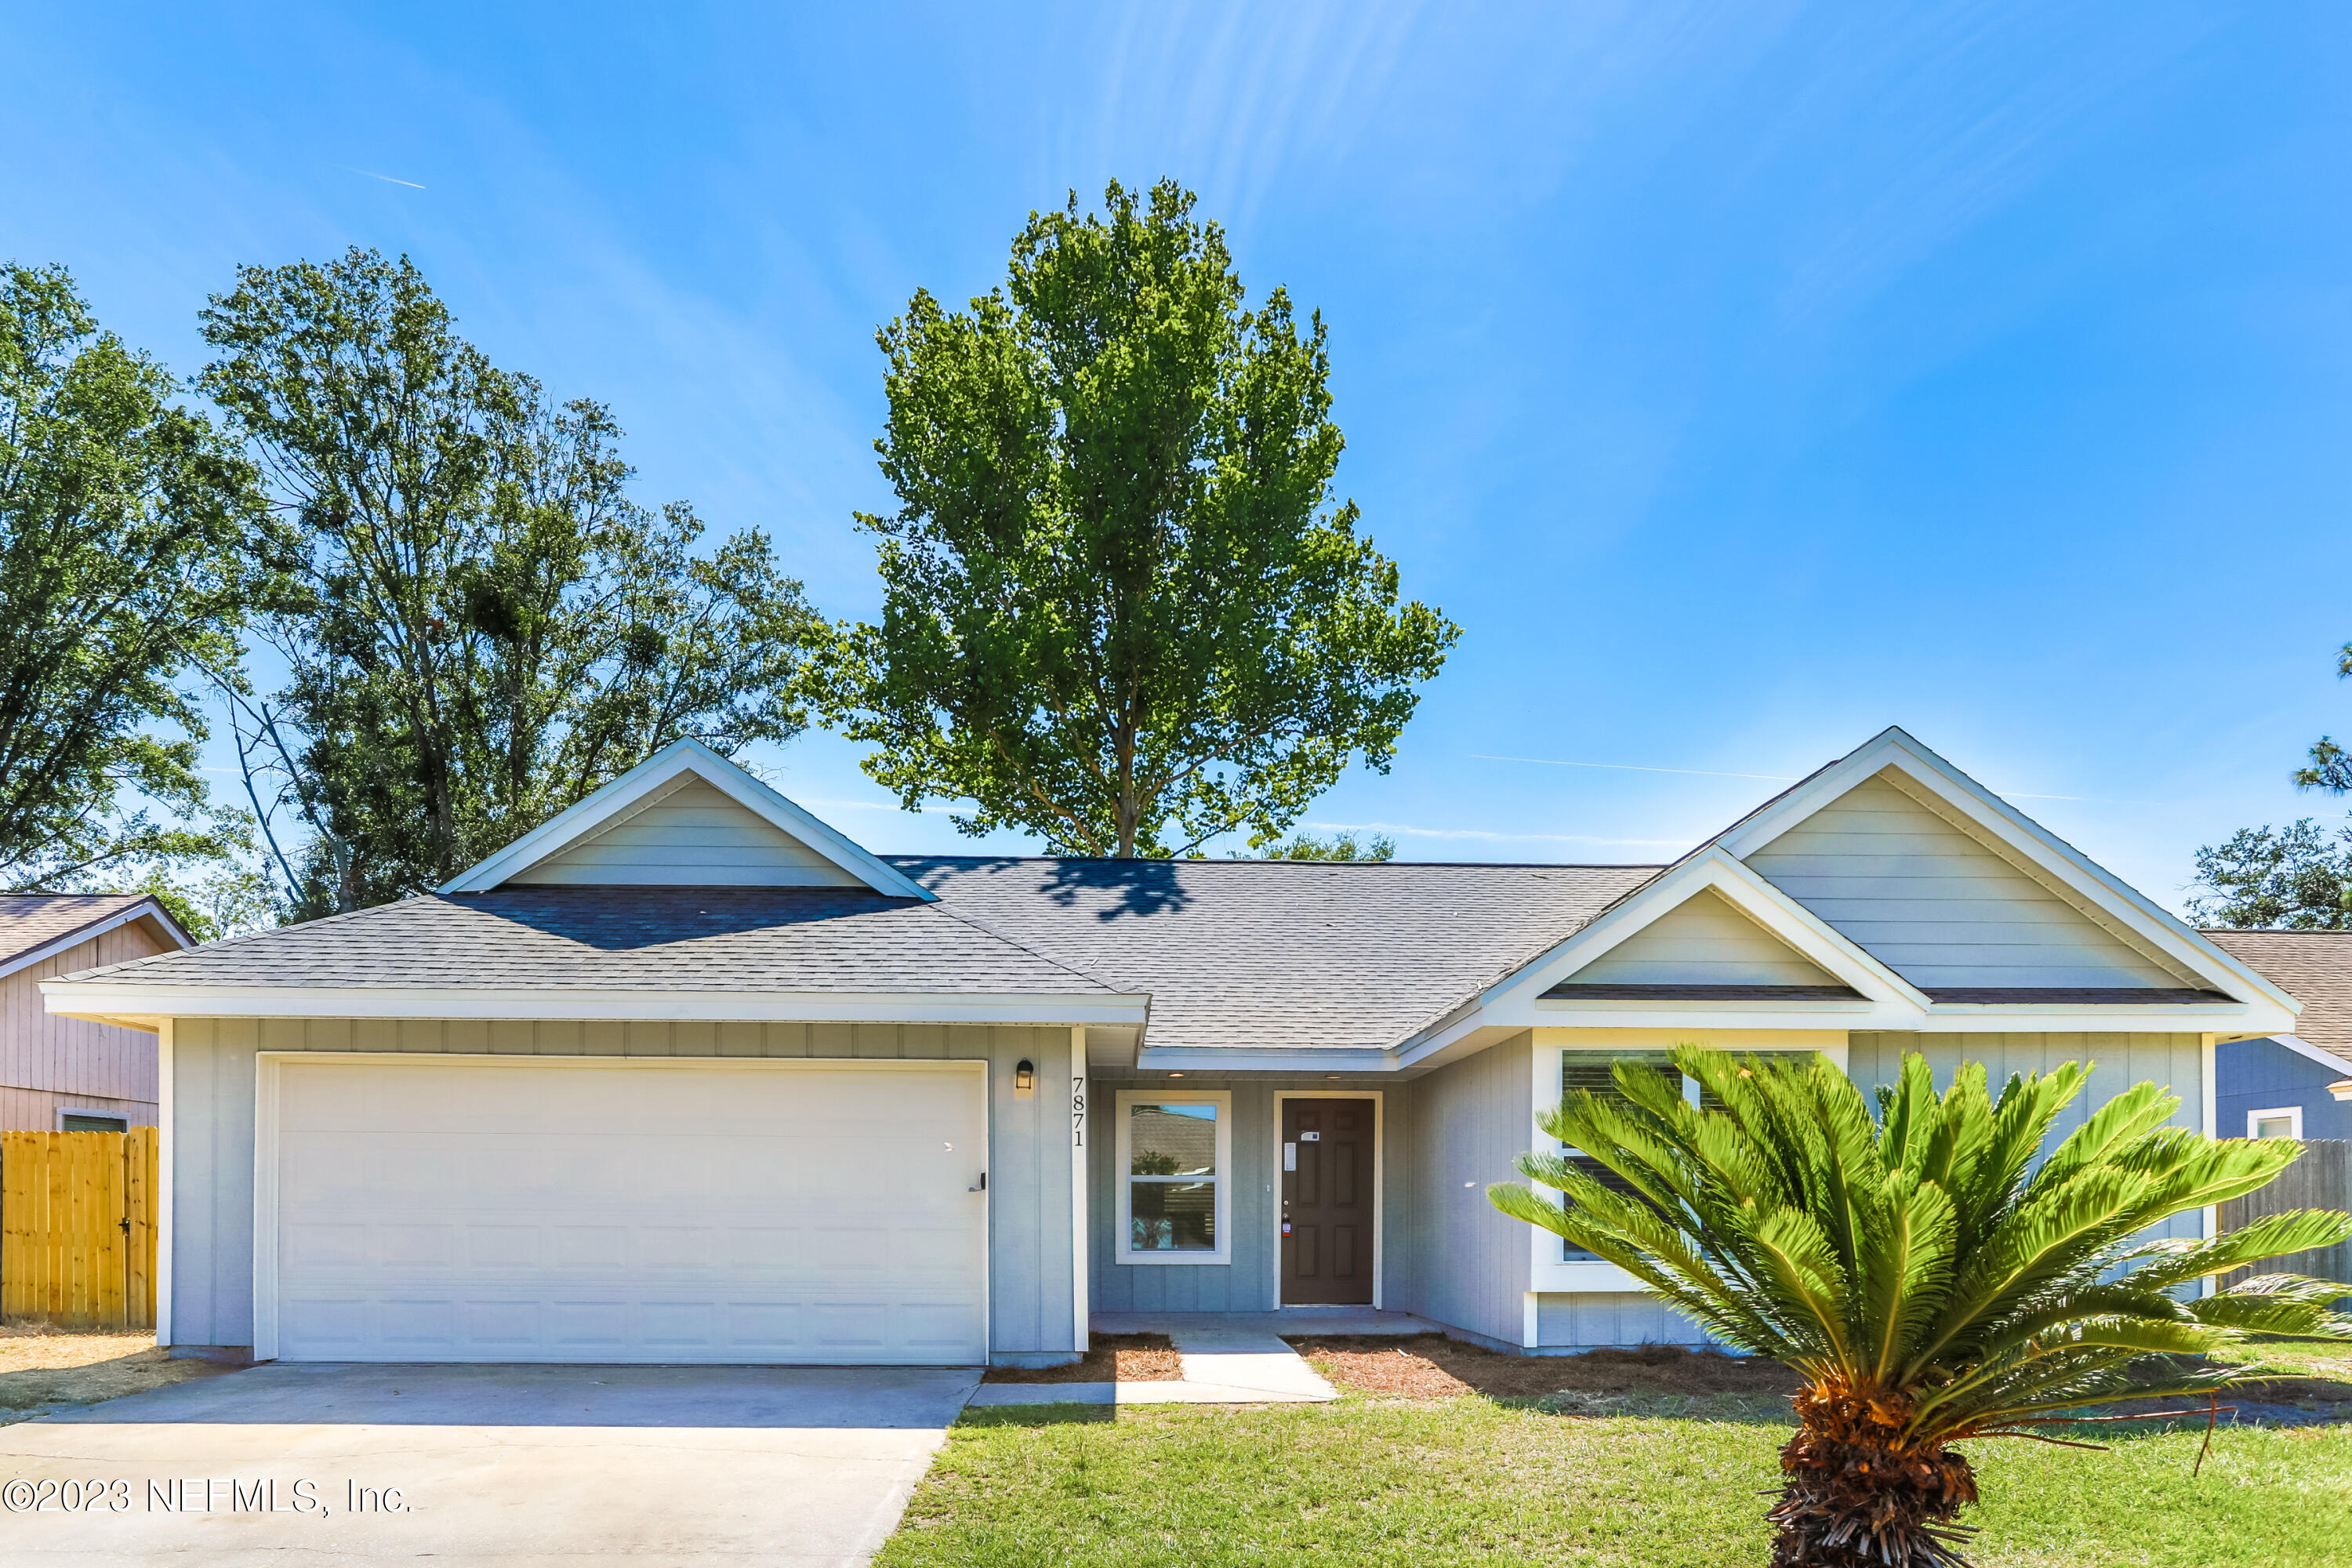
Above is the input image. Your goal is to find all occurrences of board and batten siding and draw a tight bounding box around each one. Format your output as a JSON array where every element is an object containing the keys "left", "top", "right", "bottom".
[
  {"left": 1387, "top": 1033, "right": 1534, "bottom": 1348},
  {"left": 2, "top": 924, "right": 169, "bottom": 1131},
  {"left": 1536, "top": 1293, "right": 1706, "bottom": 1348},
  {"left": 1848, "top": 1031, "right": 2209, "bottom": 1246},
  {"left": 1744, "top": 775, "right": 2183, "bottom": 989},
  {"left": 2217, "top": 1036, "right": 2352, "bottom": 1142},
  {"left": 508, "top": 779, "right": 863, "bottom": 887},
  {"left": 1572, "top": 887, "right": 1841, "bottom": 988},
  {"left": 160, "top": 1017, "right": 1078, "bottom": 1362}
]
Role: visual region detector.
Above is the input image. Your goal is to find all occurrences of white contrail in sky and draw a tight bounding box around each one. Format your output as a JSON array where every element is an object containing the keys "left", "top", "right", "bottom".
[
  {"left": 1470, "top": 753, "right": 1800, "bottom": 782},
  {"left": 354, "top": 169, "right": 426, "bottom": 189}
]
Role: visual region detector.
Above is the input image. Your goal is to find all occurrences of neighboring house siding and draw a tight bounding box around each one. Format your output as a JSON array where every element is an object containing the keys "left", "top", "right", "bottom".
[
  {"left": 1, "top": 924, "right": 167, "bottom": 1129},
  {"left": 161, "top": 1017, "right": 1077, "bottom": 1359},
  {"left": 509, "top": 779, "right": 864, "bottom": 887},
  {"left": 1744, "top": 775, "right": 2181, "bottom": 988},
  {"left": 1388, "top": 1033, "right": 1534, "bottom": 1348},
  {"left": 2219, "top": 1036, "right": 2352, "bottom": 1142},
  {"left": 1849, "top": 1031, "right": 2208, "bottom": 1245},
  {"left": 1572, "top": 888, "right": 1839, "bottom": 987}
]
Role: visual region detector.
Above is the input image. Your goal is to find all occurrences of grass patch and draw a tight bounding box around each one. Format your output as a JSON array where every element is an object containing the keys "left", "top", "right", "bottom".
[{"left": 877, "top": 1395, "right": 2352, "bottom": 1566}]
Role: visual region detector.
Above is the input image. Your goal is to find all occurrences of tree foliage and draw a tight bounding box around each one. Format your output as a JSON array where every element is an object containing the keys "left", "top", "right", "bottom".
[
  {"left": 198, "top": 249, "right": 824, "bottom": 913},
  {"left": 1490, "top": 1047, "right": 2350, "bottom": 1567},
  {"left": 815, "top": 180, "right": 1459, "bottom": 858},
  {"left": 2189, "top": 818, "right": 2352, "bottom": 929},
  {"left": 1243, "top": 829, "right": 1396, "bottom": 861},
  {"left": 2193, "top": 641, "right": 2352, "bottom": 927},
  {"left": 0, "top": 262, "right": 264, "bottom": 890}
]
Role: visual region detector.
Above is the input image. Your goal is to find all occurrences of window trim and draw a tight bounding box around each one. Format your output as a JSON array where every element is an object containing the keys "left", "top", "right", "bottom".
[
  {"left": 56, "top": 1105, "right": 130, "bottom": 1133},
  {"left": 1115, "top": 1089, "right": 1232, "bottom": 1265},
  {"left": 2247, "top": 1105, "right": 2304, "bottom": 1141}
]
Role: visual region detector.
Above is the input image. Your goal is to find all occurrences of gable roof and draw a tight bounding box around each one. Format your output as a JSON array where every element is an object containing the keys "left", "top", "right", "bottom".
[
  {"left": 0, "top": 892, "right": 191, "bottom": 980},
  {"left": 439, "top": 738, "right": 933, "bottom": 901},
  {"left": 895, "top": 856, "right": 1660, "bottom": 1056},
  {"left": 51, "top": 885, "right": 1142, "bottom": 1025},
  {"left": 2201, "top": 929, "right": 2352, "bottom": 1065}
]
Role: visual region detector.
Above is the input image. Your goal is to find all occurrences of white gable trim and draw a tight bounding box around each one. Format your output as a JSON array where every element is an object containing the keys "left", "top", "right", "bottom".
[
  {"left": 438, "top": 738, "right": 934, "bottom": 901},
  {"left": 1526, "top": 849, "right": 1929, "bottom": 1009},
  {"left": 1717, "top": 728, "right": 2299, "bottom": 1012},
  {"left": 0, "top": 898, "right": 193, "bottom": 982}
]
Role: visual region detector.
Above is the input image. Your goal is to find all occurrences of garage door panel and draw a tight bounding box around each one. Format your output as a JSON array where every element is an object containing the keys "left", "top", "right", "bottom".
[{"left": 271, "top": 1061, "right": 989, "bottom": 1364}]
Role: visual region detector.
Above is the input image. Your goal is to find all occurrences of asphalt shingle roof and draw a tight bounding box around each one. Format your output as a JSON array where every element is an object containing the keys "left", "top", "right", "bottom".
[
  {"left": 63, "top": 886, "right": 1123, "bottom": 996},
  {"left": 0, "top": 893, "right": 176, "bottom": 967},
  {"left": 2201, "top": 928, "right": 2352, "bottom": 1064},
  {"left": 56, "top": 859, "right": 1667, "bottom": 1054},
  {"left": 891, "top": 856, "right": 1662, "bottom": 1053}
]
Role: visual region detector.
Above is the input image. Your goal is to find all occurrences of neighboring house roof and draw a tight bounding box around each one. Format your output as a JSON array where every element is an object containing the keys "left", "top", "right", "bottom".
[
  {"left": 2200, "top": 929, "right": 2352, "bottom": 1064},
  {"left": 0, "top": 892, "right": 191, "bottom": 980},
  {"left": 60, "top": 886, "right": 1121, "bottom": 996},
  {"left": 893, "top": 856, "right": 1661, "bottom": 1054}
]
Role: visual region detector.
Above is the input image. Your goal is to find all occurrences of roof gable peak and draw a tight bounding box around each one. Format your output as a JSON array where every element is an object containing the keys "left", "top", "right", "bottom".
[{"left": 439, "top": 739, "right": 934, "bottom": 900}]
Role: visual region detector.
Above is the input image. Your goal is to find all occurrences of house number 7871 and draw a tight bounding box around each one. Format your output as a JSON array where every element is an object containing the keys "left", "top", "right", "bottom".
[{"left": 1071, "top": 1076, "right": 1087, "bottom": 1147}]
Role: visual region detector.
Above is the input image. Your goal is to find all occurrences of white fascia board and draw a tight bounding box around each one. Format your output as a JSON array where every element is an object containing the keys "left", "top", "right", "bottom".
[
  {"left": 1915, "top": 1003, "right": 2294, "bottom": 1033},
  {"left": 1391, "top": 851, "right": 1929, "bottom": 1068},
  {"left": 1132, "top": 1046, "right": 1397, "bottom": 1075},
  {"left": 0, "top": 900, "right": 194, "bottom": 982},
  {"left": 41, "top": 982, "right": 1149, "bottom": 1029},
  {"left": 438, "top": 737, "right": 935, "bottom": 901},
  {"left": 1719, "top": 728, "right": 2299, "bottom": 1012}
]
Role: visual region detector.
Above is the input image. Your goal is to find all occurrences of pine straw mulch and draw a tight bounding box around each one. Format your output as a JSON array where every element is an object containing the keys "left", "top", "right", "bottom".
[
  {"left": 982, "top": 1333, "right": 1184, "bottom": 1384},
  {"left": 1287, "top": 1334, "right": 1802, "bottom": 1403},
  {"left": 0, "top": 1320, "right": 239, "bottom": 1422}
]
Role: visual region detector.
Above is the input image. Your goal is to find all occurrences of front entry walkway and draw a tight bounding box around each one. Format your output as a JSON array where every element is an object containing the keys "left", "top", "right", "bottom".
[{"left": 969, "top": 1308, "right": 1444, "bottom": 1408}]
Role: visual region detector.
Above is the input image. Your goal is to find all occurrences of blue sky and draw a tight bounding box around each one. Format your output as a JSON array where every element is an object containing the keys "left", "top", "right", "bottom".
[{"left": 6, "top": 2, "right": 2349, "bottom": 912}]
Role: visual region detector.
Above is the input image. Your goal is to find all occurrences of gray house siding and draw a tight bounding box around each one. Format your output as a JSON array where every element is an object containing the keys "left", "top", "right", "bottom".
[
  {"left": 2219, "top": 1036, "right": 2352, "bottom": 1142},
  {"left": 1387, "top": 1034, "right": 1534, "bottom": 1348},
  {"left": 161, "top": 1017, "right": 1080, "bottom": 1363},
  {"left": 1087, "top": 1076, "right": 1411, "bottom": 1313},
  {"left": 1848, "top": 1031, "right": 2208, "bottom": 1247},
  {"left": 1535, "top": 1292, "right": 1706, "bottom": 1348}
]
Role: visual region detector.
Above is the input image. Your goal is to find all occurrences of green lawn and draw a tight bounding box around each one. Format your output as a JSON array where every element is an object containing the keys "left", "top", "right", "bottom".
[{"left": 877, "top": 1392, "right": 2352, "bottom": 1567}]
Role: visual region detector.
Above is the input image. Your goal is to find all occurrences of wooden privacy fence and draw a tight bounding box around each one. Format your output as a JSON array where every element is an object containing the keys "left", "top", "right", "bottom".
[
  {"left": 2220, "top": 1138, "right": 2352, "bottom": 1292},
  {"left": 0, "top": 1130, "right": 158, "bottom": 1328}
]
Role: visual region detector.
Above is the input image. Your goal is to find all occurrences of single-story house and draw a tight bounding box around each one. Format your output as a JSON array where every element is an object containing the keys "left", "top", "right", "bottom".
[
  {"left": 2, "top": 891, "right": 191, "bottom": 1131},
  {"left": 43, "top": 727, "right": 2298, "bottom": 1367},
  {"left": 2199, "top": 929, "right": 2352, "bottom": 1142}
]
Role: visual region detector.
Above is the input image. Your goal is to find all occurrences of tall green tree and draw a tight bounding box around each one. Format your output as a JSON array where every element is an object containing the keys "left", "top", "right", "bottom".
[
  {"left": 1490, "top": 1047, "right": 2352, "bottom": 1567},
  {"left": 198, "top": 249, "right": 824, "bottom": 913},
  {"left": 2194, "top": 641, "right": 2352, "bottom": 928},
  {"left": 0, "top": 262, "right": 263, "bottom": 890},
  {"left": 816, "top": 180, "right": 1459, "bottom": 858}
]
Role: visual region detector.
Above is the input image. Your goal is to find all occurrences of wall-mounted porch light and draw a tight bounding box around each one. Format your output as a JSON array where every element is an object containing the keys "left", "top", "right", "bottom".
[{"left": 1014, "top": 1059, "right": 1035, "bottom": 1092}]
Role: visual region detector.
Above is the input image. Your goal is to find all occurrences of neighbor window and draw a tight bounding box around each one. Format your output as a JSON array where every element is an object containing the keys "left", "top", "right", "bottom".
[
  {"left": 58, "top": 1111, "right": 128, "bottom": 1133},
  {"left": 2249, "top": 1107, "right": 2303, "bottom": 1140},
  {"left": 1116, "top": 1091, "right": 1230, "bottom": 1263}
]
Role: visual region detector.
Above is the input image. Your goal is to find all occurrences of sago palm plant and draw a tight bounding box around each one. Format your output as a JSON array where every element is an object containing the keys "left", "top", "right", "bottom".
[{"left": 1488, "top": 1047, "right": 2352, "bottom": 1568}]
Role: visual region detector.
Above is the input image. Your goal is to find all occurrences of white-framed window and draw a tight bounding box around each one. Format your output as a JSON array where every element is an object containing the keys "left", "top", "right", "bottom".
[
  {"left": 56, "top": 1107, "right": 129, "bottom": 1133},
  {"left": 2249, "top": 1105, "right": 2303, "bottom": 1140},
  {"left": 1115, "top": 1089, "right": 1231, "bottom": 1265}
]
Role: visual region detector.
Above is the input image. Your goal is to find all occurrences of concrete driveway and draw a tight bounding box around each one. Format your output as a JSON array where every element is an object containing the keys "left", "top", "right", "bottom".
[{"left": 1, "top": 1361, "right": 980, "bottom": 1566}]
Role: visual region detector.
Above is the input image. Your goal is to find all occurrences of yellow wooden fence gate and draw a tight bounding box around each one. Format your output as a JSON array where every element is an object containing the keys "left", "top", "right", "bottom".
[{"left": 0, "top": 1130, "right": 158, "bottom": 1328}]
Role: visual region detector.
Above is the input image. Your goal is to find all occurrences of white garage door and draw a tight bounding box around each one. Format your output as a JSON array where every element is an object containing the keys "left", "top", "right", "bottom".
[{"left": 265, "top": 1058, "right": 989, "bottom": 1365}]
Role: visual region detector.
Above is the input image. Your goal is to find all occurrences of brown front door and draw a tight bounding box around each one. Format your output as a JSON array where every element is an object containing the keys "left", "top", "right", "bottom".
[{"left": 1280, "top": 1098, "right": 1374, "bottom": 1305}]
